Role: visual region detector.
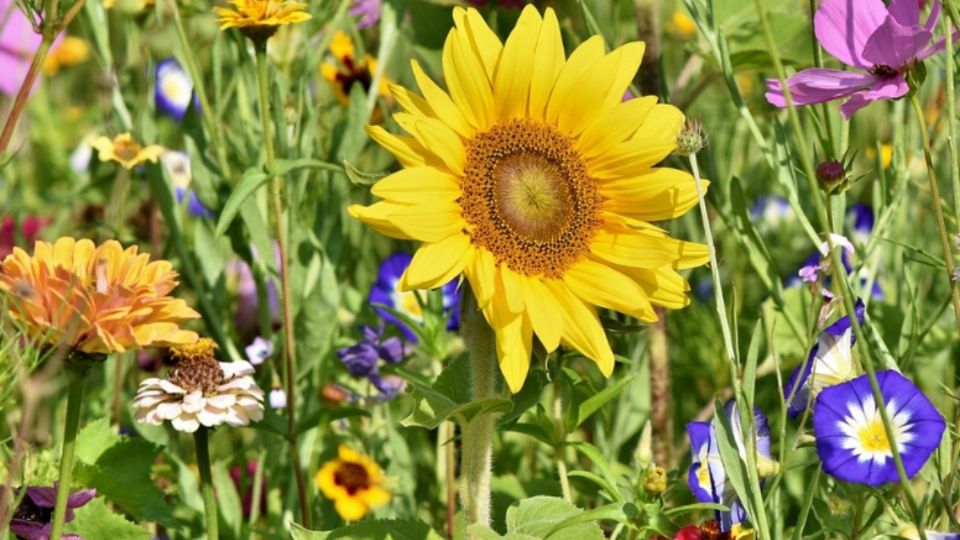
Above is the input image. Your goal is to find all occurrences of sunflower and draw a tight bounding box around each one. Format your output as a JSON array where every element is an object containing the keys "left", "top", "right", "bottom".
[
  {"left": 321, "top": 30, "right": 391, "bottom": 108},
  {"left": 315, "top": 445, "right": 390, "bottom": 521},
  {"left": 214, "top": 0, "right": 311, "bottom": 41},
  {"left": 0, "top": 237, "right": 200, "bottom": 354},
  {"left": 91, "top": 133, "right": 164, "bottom": 170},
  {"left": 349, "top": 6, "right": 708, "bottom": 392}
]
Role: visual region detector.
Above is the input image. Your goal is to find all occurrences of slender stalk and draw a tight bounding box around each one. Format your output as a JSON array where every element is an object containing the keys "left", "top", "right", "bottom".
[
  {"left": 459, "top": 288, "right": 497, "bottom": 533},
  {"left": 943, "top": 4, "right": 960, "bottom": 229},
  {"left": 254, "top": 46, "right": 309, "bottom": 527},
  {"left": 49, "top": 365, "right": 91, "bottom": 540},
  {"left": 909, "top": 95, "right": 960, "bottom": 322},
  {"left": 194, "top": 427, "right": 220, "bottom": 540},
  {"left": 753, "top": 0, "right": 928, "bottom": 536},
  {"left": 646, "top": 312, "right": 672, "bottom": 468},
  {"left": 553, "top": 395, "right": 572, "bottom": 502}
]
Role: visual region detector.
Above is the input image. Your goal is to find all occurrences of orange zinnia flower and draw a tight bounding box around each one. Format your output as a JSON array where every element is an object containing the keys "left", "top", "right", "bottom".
[{"left": 0, "top": 237, "right": 200, "bottom": 354}]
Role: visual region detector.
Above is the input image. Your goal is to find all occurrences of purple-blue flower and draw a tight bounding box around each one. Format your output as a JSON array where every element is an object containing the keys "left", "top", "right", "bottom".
[
  {"left": 749, "top": 195, "right": 793, "bottom": 227},
  {"left": 161, "top": 151, "right": 214, "bottom": 219},
  {"left": 9, "top": 484, "right": 95, "bottom": 540},
  {"left": 336, "top": 325, "right": 409, "bottom": 398},
  {"left": 687, "top": 401, "right": 773, "bottom": 532},
  {"left": 784, "top": 300, "right": 864, "bottom": 418},
  {"left": 349, "top": 0, "right": 381, "bottom": 30},
  {"left": 156, "top": 58, "right": 198, "bottom": 121},
  {"left": 765, "top": 0, "right": 948, "bottom": 118},
  {"left": 813, "top": 370, "right": 945, "bottom": 487},
  {"left": 846, "top": 203, "right": 875, "bottom": 245},
  {"left": 368, "top": 252, "right": 461, "bottom": 343}
]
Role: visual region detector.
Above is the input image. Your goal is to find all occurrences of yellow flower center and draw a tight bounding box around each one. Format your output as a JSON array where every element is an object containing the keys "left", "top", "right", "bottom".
[
  {"left": 334, "top": 461, "right": 371, "bottom": 495},
  {"left": 114, "top": 139, "right": 143, "bottom": 162},
  {"left": 461, "top": 120, "right": 601, "bottom": 277},
  {"left": 857, "top": 416, "right": 892, "bottom": 454}
]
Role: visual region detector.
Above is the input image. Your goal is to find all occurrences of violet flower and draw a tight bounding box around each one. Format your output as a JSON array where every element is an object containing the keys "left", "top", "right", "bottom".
[
  {"left": 765, "top": 0, "right": 947, "bottom": 118},
  {"left": 336, "top": 325, "right": 408, "bottom": 398},
  {"left": 349, "top": 0, "right": 381, "bottom": 30},
  {"left": 8, "top": 484, "right": 95, "bottom": 540}
]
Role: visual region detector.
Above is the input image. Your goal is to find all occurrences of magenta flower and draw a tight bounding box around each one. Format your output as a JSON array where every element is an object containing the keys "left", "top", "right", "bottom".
[
  {"left": 349, "top": 0, "right": 381, "bottom": 30},
  {"left": 0, "top": 0, "right": 42, "bottom": 96},
  {"left": 765, "top": 0, "right": 947, "bottom": 118}
]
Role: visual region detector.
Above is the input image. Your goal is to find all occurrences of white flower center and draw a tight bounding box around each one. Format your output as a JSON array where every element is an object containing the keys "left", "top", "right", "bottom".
[{"left": 838, "top": 396, "right": 912, "bottom": 464}]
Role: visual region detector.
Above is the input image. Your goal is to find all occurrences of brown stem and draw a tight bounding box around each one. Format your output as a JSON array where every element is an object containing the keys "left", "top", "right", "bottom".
[{"left": 647, "top": 309, "right": 672, "bottom": 468}]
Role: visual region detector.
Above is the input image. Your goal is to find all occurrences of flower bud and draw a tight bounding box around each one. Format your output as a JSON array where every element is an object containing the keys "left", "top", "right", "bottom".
[
  {"left": 816, "top": 159, "right": 845, "bottom": 188},
  {"left": 675, "top": 119, "right": 707, "bottom": 156}
]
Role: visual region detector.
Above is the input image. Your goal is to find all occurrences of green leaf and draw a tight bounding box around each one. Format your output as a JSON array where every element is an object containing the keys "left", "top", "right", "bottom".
[
  {"left": 74, "top": 419, "right": 178, "bottom": 527},
  {"left": 401, "top": 354, "right": 513, "bottom": 429},
  {"left": 63, "top": 497, "right": 151, "bottom": 540},
  {"left": 504, "top": 496, "right": 604, "bottom": 540},
  {"left": 569, "top": 442, "right": 625, "bottom": 502},
  {"left": 565, "top": 373, "right": 636, "bottom": 432},
  {"left": 662, "top": 503, "right": 729, "bottom": 517},
  {"left": 215, "top": 166, "right": 268, "bottom": 236},
  {"left": 545, "top": 502, "right": 628, "bottom": 535},
  {"left": 272, "top": 158, "right": 343, "bottom": 177},
  {"left": 290, "top": 518, "right": 446, "bottom": 539}
]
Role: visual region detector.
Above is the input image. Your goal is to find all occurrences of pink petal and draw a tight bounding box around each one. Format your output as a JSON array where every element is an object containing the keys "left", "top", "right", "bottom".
[
  {"left": 862, "top": 14, "right": 933, "bottom": 67},
  {"left": 918, "top": 27, "right": 958, "bottom": 60},
  {"left": 924, "top": 0, "right": 941, "bottom": 32},
  {"left": 888, "top": 0, "right": 920, "bottom": 26},
  {"left": 765, "top": 68, "right": 874, "bottom": 108},
  {"left": 0, "top": 0, "right": 43, "bottom": 96},
  {"left": 814, "top": 0, "right": 889, "bottom": 69},
  {"left": 839, "top": 75, "right": 909, "bottom": 118}
]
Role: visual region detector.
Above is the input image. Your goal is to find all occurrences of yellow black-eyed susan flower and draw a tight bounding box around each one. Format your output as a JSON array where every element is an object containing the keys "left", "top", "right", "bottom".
[{"left": 315, "top": 445, "right": 390, "bottom": 521}]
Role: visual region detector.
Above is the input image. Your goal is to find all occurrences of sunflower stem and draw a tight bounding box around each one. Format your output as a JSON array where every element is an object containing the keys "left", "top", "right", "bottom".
[
  {"left": 194, "top": 427, "right": 219, "bottom": 540},
  {"left": 49, "top": 362, "right": 90, "bottom": 540},
  {"left": 254, "top": 46, "right": 310, "bottom": 528},
  {"left": 460, "top": 288, "right": 497, "bottom": 534},
  {"left": 909, "top": 94, "right": 960, "bottom": 322}
]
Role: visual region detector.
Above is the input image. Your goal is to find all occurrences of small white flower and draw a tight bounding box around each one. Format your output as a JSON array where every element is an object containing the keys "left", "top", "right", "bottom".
[
  {"left": 269, "top": 387, "right": 287, "bottom": 409},
  {"left": 133, "top": 339, "right": 264, "bottom": 433},
  {"left": 70, "top": 135, "right": 95, "bottom": 174},
  {"left": 245, "top": 336, "right": 273, "bottom": 366},
  {"left": 161, "top": 150, "right": 192, "bottom": 191}
]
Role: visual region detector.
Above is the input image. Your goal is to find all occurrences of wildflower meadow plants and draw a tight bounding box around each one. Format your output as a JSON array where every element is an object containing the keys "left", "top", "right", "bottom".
[{"left": 2, "top": 0, "right": 960, "bottom": 538}]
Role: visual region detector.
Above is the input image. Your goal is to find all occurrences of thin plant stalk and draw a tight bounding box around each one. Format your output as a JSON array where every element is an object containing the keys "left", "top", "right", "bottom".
[
  {"left": 48, "top": 365, "right": 91, "bottom": 540},
  {"left": 0, "top": 0, "right": 87, "bottom": 156},
  {"left": 909, "top": 94, "right": 960, "bottom": 322},
  {"left": 194, "top": 427, "right": 219, "bottom": 540},
  {"left": 752, "top": 0, "right": 929, "bottom": 534},
  {"left": 459, "top": 289, "right": 497, "bottom": 533},
  {"left": 254, "top": 46, "right": 310, "bottom": 527},
  {"left": 552, "top": 394, "right": 572, "bottom": 502}
]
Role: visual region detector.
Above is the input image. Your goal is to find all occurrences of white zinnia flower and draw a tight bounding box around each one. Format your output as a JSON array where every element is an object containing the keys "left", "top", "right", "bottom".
[{"left": 133, "top": 339, "right": 264, "bottom": 433}]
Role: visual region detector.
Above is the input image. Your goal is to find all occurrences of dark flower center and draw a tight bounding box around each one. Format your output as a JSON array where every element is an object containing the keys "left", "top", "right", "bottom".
[
  {"left": 12, "top": 492, "right": 52, "bottom": 526},
  {"left": 333, "top": 462, "right": 371, "bottom": 495},
  {"left": 335, "top": 56, "right": 373, "bottom": 95},
  {"left": 169, "top": 354, "right": 224, "bottom": 393},
  {"left": 869, "top": 64, "right": 898, "bottom": 78}
]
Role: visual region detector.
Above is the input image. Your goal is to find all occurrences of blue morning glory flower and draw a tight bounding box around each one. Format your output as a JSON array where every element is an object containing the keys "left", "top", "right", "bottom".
[
  {"left": 749, "top": 195, "right": 792, "bottom": 227},
  {"left": 162, "top": 151, "right": 214, "bottom": 218},
  {"left": 368, "top": 252, "right": 461, "bottom": 342},
  {"left": 156, "top": 58, "right": 198, "bottom": 121},
  {"left": 784, "top": 300, "right": 864, "bottom": 418},
  {"left": 845, "top": 203, "right": 874, "bottom": 245},
  {"left": 687, "top": 401, "right": 774, "bottom": 532},
  {"left": 813, "top": 370, "right": 945, "bottom": 487}
]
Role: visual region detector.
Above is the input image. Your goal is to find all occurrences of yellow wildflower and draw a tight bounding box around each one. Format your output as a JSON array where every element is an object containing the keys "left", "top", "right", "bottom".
[
  {"left": 91, "top": 133, "right": 164, "bottom": 170},
  {"left": 316, "top": 445, "right": 390, "bottom": 521},
  {"left": 214, "top": 0, "right": 311, "bottom": 41},
  {"left": 321, "top": 30, "right": 391, "bottom": 107},
  {"left": 43, "top": 37, "right": 90, "bottom": 75},
  {"left": 669, "top": 9, "right": 696, "bottom": 38}
]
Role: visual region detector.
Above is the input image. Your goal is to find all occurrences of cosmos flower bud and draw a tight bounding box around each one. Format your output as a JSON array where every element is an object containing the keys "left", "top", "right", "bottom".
[{"left": 816, "top": 159, "right": 845, "bottom": 190}]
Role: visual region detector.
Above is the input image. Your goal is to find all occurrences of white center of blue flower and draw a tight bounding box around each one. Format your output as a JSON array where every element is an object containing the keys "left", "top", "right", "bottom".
[
  {"left": 838, "top": 396, "right": 912, "bottom": 464},
  {"left": 390, "top": 279, "right": 424, "bottom": 322},
  {"left": 159, "top": 66, "right": 193, "bottom": 109}
]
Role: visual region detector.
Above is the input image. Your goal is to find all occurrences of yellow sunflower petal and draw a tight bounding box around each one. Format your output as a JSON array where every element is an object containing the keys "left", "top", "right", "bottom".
[
  {"left": 465, "top": 248, "right": 497, "bottom": 309},
  {"left": 498, "top": 266, "right": 526, "bottom": 314},
  {"left": 620, "top": 265, "right": 691, "bottom": 310},
  {"left": 493, "top": 5, "right": 541, "bottom": 120},
  {"left": 443, "top": 29, "right": 495, "bottom": 130},
  {"left": 347, "top": 202, "right": 415, "bottom": 240},
  {"left": 387, "top": 201, "right": 466, "bottom": 243},
  {"left": 452, "top": 7, "right": 503, "bottom": 82},
  {"left": 400, "top": 234, "right": 472, "bottom": 290},
  {"left": 543, "top": 35, "right": 605, "bottom": 130},
  {"left": 399, "top": 114, "right": 467, "bottom": 176},
  {"left": 564, "top": 258, "right": 656, "bottom": 322},
  {"left": 389, "top": 82, "right": 434, "bottom": 118},
  {"left": 577, "top": 95, "right": 658, "bottom": 158},
  {"left": 411, "top": 60, "right": 473, "bottom": 137},
  {"left": 631, "top": 103, "right": 684, "bottom": 146},
  {"left": 519, "top": 275, "right": 562, "bottom": 352},
  {"left": 370, "top": 166, "right": 461, "bottom": 204},
  {"left": 527, "top": 8, "right": 565, "bottom": 121},
  {"left": 601, "top": 168, "right": 706, "bottom": 222},
  {"left": 365, "top": 125, "right": 427, "bottom": 168},
  {"left": 544, "top": 279, "right": 614, "bottom": 376},
  {"left": 590, "top": 228, "right": 689, "bottom": 269},
  {"left": 495, "top": 310, "right": 533, "bottom": 393}
]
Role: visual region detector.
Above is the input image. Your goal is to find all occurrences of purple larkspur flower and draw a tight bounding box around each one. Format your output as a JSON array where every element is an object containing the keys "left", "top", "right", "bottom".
[
  {"left": 846, "top": 203, "right": 875, "bottom": 244},
  {"left": 349, "top": 0, "right": 381, "bottom": 29},
  {"left": 8, "top": 484, "right": 95, "bottom": 540},
  {"left": 155, "top": 58, "right": 199, "bottom": 121},
  {"left": 765, "top": 0, "right": 948, "bottom": 118},
  {"left": 813, "top": 370, "right": 945, "bottom": 486},
  {"left": 368, "top": 252, "right": 461, "bottom": 343},
  {"left": 336, "top": 325, "right": 409, "bottom": 398},
  {"left": 687, "top": 401, "right": 773, "bottom": 532},
  {"left": 784, "top": 300, "right": 864, "bottom": 418}
]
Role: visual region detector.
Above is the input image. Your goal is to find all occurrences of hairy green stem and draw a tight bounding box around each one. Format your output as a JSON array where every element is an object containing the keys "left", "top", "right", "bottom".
[
  {"left": 909, "top": 95, "right": 960, "bottom": 322},
  {"left": 49, "top": 365, "right": 90, "bottom": 540},
  {"left": 194, "top": 427, "right": 219, "bottom": 540},
  {"left": 553, "top": 395, "right": 572, "bottom": 502},
  {"left": 459, "top": 289, "right": 497, "bottom": 533},
  {"left": 255, "top": 46, "right": 310, "bottom": 528}
]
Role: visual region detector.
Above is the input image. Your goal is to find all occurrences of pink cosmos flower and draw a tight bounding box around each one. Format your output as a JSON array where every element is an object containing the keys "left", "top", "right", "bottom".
[
  {"left": 765, "top": 0, "right": 947, "bottom": 118},
  {"left": 0, "top": 0, "right": 43, "bottom": 96}
]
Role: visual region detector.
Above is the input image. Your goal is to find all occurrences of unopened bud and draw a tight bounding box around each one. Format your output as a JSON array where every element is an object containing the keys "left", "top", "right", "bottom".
[
  {"left": 676, "top": 119, "right": 707, "bottom": 156},
  {"left": 816, "top": 159, "right": 845, "bottom": 190},
  {"left": 643, "top": 465, "right": 667, "bottom": 495}
]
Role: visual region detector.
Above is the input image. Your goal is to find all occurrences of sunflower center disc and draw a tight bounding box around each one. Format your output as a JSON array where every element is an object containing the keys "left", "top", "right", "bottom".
[
  {"left": 461, "top": 120, "right": 602, "bottom": 277},
  {"left": 334, "top": 461, "right": 371, "bottom": 495}
]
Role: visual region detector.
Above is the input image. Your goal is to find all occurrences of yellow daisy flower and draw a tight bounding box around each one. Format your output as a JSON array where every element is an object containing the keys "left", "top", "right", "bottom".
[
  {"left": 91, "top": 133, "right": 164, "bottom": 170},
  {"left": 214, "top": 0, "right": 311, "bottom": 41},
  {"left": 321, "top": 30, "right": 391, "bottom": 107},
  {"left": 350, "top": 6, "right": 709, "bottom": 392},
  {"left": 0, "top": 237, "right": 200, "bottom": 354},
  {"left": 668, "top": 9, "right": 697, "bottom": 38},
  {"left": 315, "top": 445, "right": 390, "bottom": 522}
]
